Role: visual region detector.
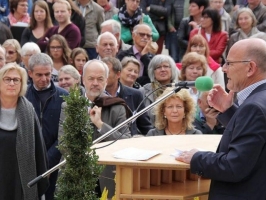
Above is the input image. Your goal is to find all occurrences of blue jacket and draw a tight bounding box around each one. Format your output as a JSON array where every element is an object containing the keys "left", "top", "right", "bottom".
[{"left": 26, "top": 81, "right": 68, "bottom": 168}]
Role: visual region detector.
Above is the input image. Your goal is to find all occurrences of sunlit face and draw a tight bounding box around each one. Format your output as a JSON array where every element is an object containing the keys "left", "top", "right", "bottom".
[
  {"left": 201, "top": 15, "right": 213, "bottom": 29},
  {"left": 96, "top": 35, "right": 118, "bottom": 58},
  {"left": 210, "top": 0, "right": 224, "bottom": 11},
  {"left": 164, "top": 97, "right": 185, "bottom": 124},
  {"left": 83, "top": 62, "right": 107, "bottom": 101},
  {"left": 189, "top": 3, "right": 202, "bottom": 16},
  {"left": 15, "top": 0, "right": 28, "bottom": 17},
  {"left": 28, "top": 65, "right": 52, "bottom": 90},
  {"left": 120, "top": 62, "right": 139, "bottom": 87},
  {"left": 238, "top": 12, "right": 253, "bottom": 31},
  {"left": 0, "top": 50, "right": 6, "bottom": 68},
  {"left": 190, "top": 43, "right": 206, "bottom": 55},
  {"left": 4, "top": 45, "right": 18, "bottom": 63},
  {"left": 58, "top": 72, "right": 79, "bottom": 91},
  {"left": 0, "top": 69, "right": 22, "bottom": 99},
  {"left": 49, "top": 40, "right": 63, "bottom": 60},
  {"left": 132, "top": 26, "right": 152, "bottom": 49},
  {"left": 154, "top": 61, "right": 172, "bottom": 85},
  {"left": 34, "top": 5, "right": 46, "bottom": 23},
  {"left": 185, "top": 62, "right": 204, "bottom": 81},
  {"left": 53, "top": 3, "right": 71, "bottom": 24},
  {"left": 73, "top": 53, "right": 87, "bottom": 73}
]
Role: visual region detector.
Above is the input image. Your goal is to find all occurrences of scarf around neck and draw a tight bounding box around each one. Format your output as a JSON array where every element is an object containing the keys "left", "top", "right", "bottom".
[
  {"left": 118, "top": 4, "right": 142, "bottom": 28},
  {"left": 238, "top": 27, "right": 260, "bottom": 40},
  {"left": 8, "top": 13, "right": 30, "bottom": 26}
]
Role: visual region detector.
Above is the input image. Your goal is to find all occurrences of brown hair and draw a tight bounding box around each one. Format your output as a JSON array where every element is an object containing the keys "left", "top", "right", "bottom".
[
  {"left": 70, "top": 47, "right": 88, "bottom": 69},
  {"left": 186, "top": 34, "right": 210, "bottom": 58},
  {"left": 9, "top": 0, "right": 27, "bottom": 14}
]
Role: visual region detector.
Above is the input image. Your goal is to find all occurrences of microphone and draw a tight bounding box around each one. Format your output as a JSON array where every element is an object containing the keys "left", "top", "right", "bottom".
[{"left": 166, "top": 76, "right": 214, "bottom": 91}]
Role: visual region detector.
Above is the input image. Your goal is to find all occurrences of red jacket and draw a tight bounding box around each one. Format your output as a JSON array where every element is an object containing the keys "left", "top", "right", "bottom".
[{"left": 190, "top": 28, "right": 228, "bottom": 64}]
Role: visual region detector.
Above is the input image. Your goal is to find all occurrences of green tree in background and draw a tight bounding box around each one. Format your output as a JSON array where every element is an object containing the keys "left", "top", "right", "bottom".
[{"left": 56, "top": 87, "right": 104, "bottom": 200}]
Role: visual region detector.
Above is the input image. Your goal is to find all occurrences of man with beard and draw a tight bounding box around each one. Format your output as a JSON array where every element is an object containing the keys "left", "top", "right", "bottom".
[
  {"left": 117, "top": 23, "right": 158, "bottom": 86},
  {"left": 96, "top": 31, "right": 118, "bottom": 59}
]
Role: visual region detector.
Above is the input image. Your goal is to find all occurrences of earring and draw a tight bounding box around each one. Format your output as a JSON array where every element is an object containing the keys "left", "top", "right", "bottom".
[{"left": 164, "top": 115, "right": 166, "bottom": 119}]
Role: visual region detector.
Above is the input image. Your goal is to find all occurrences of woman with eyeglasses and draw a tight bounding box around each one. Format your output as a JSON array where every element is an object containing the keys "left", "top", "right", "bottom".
[
  {"left": 178, "top": 52, "right": 207, "bottom": 103},
  {"left": 120, "top": 56, "right": 141, "bottom": 89},
  {"left": 46, "top": 34, "right": 71, "bottom": 84},
  {"left": 226, "top": 8, "right": 266, "bottom": 56},
  {"left": 140, "top": 54, "right": 178, "bottom": 126},
  {"left": 147, "top": 87, "right": 202, "bottom": 136},
  {"left": 190, "top": 7, "right": 228, "bottom": 64},
  {"left": 112, "top": 0, "right": 159, "bottom": 45},
  {"left": 0, "top": 46, "right": 6, "bottom": 69},
  {"left": 178, "top": 34, "right": 225, "bottom": 88},
  {"left": 2, "top": 39, "right": 22, "bottom": 64},
  {"left": 0, "top": 63, "right": 49, "bottom": 200},
  {"left": 21, "top": 0, "right": 53, "bottom": 46},
  {"left": 0, "top": 0, "right": 30, "bottom": 26}
]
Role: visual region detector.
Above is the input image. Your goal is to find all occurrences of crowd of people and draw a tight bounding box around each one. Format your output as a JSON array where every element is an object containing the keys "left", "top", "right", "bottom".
[{"left": 1, "top": 0, "right": 266, "bottom": 199}]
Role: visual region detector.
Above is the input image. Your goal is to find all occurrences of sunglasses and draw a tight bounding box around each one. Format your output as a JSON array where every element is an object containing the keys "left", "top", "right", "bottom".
[
  {"left": 7, "top": 51, "right": 17, "bottom": 55},
  {"left": 136, "top": 32, "right": 152, "bottom": 39}
]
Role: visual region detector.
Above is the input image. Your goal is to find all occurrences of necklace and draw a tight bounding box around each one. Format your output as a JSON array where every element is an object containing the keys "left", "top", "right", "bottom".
[{"left": 167, "top": 127, "right": 182, "bottom": 135}]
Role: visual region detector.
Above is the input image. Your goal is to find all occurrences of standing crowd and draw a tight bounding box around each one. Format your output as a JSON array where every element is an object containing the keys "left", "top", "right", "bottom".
[{"left": 1, "top": 0, "right": 266, "bottom": 199}]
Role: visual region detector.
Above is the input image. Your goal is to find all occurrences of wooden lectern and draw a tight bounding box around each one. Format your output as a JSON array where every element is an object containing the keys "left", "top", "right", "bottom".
[{"left": 94, "top": 135, "right": 221, "bottom": 200}]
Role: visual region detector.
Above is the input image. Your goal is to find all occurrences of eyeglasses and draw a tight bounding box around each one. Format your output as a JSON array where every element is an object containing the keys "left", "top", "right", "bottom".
[
  {"left": 212, "top": 1, "right": 223, "bottom": 4},
  {"left": 50, "top": 46, "right": 63, "bottom": 51},
  {"left": 154, "top": 65, "right": 171, "bottom": 71},
  {"left": 136, "top": 32, "right": 152, "bottom": 39},
  {"left": 7, "top": 51, "right": 17, "bottom": 55},
  {"left": 18, "top": 3, "right": 28, "bottom": 7},
  {"left": 201, "top": 15, "right": 210, "bottom": 19},
  {"left": 3, "top": 77, "right": 21, "bottom": 85},
  {"left": 165, "top": 105, "right": 184, "bottom": 110},
  {"left": 24, "top": 54, "right": 33, "bottom": 57},
  {"left": 224, "top": 60, "right": 250, "bottom": 67},
  {"left": 129, "top": 0, "right": 140, "bottom": 4}
]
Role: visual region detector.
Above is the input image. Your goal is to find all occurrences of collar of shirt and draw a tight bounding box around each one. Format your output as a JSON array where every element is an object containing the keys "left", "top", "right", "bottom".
[
  {"left": 33, "top": 82, "right": 51, "bottom": 91},
  {"left": 105, "top": 84, "right": 120, "bottom": 97},
  {"left": 237, "top": 79, "right": 266, "bottom": 106},
  {"left": 78, "top": 0, "right": 92, "bottom": 16},
  {"left": 133, "top": 45, "right": 144, "bottom": 76}
]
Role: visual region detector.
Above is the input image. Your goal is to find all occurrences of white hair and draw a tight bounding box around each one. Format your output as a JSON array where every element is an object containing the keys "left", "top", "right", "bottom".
[
  {"left": 21, "top": 42, "right": 41, "bottom": 57},
  {"left": 96, "top": 31, "right": 118, "bottom": 47}
]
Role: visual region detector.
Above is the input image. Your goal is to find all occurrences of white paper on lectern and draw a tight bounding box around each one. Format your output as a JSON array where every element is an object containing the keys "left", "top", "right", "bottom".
[{"left": 113, "top": 147, "right": 161, "bottom": 161}]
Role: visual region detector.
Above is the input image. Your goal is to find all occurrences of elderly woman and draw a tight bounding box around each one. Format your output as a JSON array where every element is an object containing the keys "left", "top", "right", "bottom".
[
  {"left": 0, "top": 63, "right": 49, "bottom": 199},
  {"left": 0, "top": 0, "right": 30, "bottom": 26},
  {"left": 227, "top": 8, "right": 266, "bottom": 55},
  {"left": 0, "top": 46, "right": 6, "bottom": 68},
  {"left": 140, "top": 54, "right": 178, "bottom": 126},
  {"left": 21, "top": 42, "right": 41, "bottom": 70},
  {"left": 179, "top": 52, "right": 207, "bottom": 103},
  {"left": 147, "top": 88, "right": 202, "bottom": 136},
  {"left": 2, "top": 39, "right": 22, "bottom": 64},
  {"left": 58, "top": 64, "right": 85, "bottom": 95},
  {"left": 120, "top": 56, "right": 141, "bottom": 89}
]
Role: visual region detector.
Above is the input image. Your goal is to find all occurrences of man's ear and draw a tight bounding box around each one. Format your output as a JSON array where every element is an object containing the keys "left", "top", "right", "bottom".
[
  {"left": 28, "top": 70, "right": 33, "bottom": 78},
  {"left": 247, "top": 61, "right": 257, "bottom": 77}
]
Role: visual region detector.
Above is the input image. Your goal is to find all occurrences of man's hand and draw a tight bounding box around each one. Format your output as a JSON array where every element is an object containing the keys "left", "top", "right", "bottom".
[
  {"left": 175, "top": 149, "right": 199, "bottom": 164},
  {"left": 141, "top": 41, "right": 158, "bottom": 55},
  {"left": 207, "top": 85, "right": 235, "bottom": 113},
  {"left": 89, "top": 106, "right": 103, "bottom": 129}
]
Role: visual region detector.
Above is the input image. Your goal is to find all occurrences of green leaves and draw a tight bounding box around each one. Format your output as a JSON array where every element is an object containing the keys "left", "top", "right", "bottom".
[{"left": 56, "top": 86, "right": 104, "bottom": 200}]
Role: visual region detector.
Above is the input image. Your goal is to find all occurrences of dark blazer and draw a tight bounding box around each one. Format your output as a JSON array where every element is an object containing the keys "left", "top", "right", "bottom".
[
  {"left": 118, "top": 82, "right": 152, "bottom": 135},
  {"left": 117, "top": 46, "right": 154, "bottom": 86},
  {"left": 190, "top": 83, "right": 266, "bottom": 200}
]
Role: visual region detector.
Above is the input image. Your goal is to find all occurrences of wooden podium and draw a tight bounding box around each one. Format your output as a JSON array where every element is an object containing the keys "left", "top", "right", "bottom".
[{"left": 94, "top": 135, "right": 221, "bottom": 200}]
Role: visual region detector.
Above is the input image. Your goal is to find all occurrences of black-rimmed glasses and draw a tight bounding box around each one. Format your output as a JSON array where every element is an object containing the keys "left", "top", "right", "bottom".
[{"left": 3, "top": 77, "right": 21, "bottom": 85}]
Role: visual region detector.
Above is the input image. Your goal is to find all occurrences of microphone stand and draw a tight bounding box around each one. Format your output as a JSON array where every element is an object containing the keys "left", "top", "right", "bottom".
[{"left": 28, "top": 86, "right": 183, "bottom": 188}]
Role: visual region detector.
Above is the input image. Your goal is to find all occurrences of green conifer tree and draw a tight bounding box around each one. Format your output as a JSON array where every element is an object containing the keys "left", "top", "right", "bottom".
[{"left": 56, "top": 87, "right": 103, "bottom": 200}]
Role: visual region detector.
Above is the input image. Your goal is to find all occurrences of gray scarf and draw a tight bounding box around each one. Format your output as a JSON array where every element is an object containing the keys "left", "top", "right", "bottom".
[
  {"left": 16, "top": 96, "right": 38, "bottom": 199},
  {"left": 238, "top": 27, "right": 260, "bottom": 40}
]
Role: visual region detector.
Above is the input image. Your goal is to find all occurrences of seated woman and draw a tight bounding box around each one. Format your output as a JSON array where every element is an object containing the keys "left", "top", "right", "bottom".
[
  {"left": 120, "top": 56, "right": 141, "bottom": 89},
  {"left": 70, "top": 47, "right": 88, "bottom": 75},
  {"left": 147, "top": 88, "right": 202, "bottom": 136},
  {"left": 190, "top": 7, "right": 228, "bottom": 64},
  {"left": 179, "top": 52, "right": 207, "bottom": 103},
  {"left": 178, "top": 34, "right": 225, "bottom": 88},
  {"left": 21, "top": 0, "right": 53, "bottom": 46},
  {"left": 227, "top": 8, "right": 266, "bottom": 55},
  {"left": 0, "top": 46, "right": 6, "bottom": 68},
  {"left": 140, "top": 54, "right": 178, "bottom": 126},
  {"left": 2, "top": 39, "right": 22, "bottom": 64},
  {"left": 58, "top": 64, "right": 85, "bottom": 95},
  {"left": 46, "top": 34, "right": 71, "bottom": 84},
  {"left": 0, "top": 0, "right": 30, "bottom": 26},
  {"left": 112, "top": 0, "right": 159, "bottom": 44}
]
